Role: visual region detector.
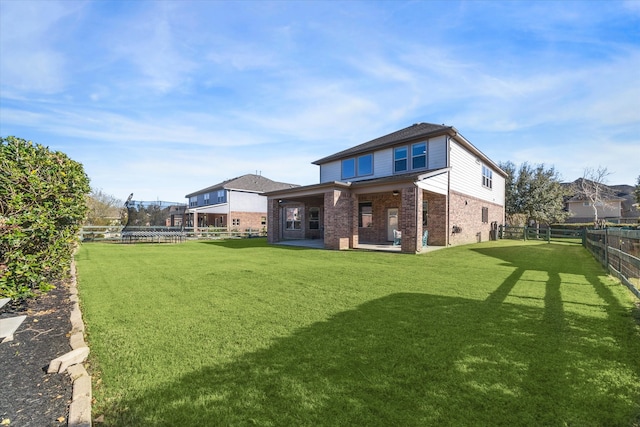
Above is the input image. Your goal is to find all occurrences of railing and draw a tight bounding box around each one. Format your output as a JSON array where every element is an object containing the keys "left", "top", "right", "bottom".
[
  {"left": 80, "top": 226, "right": 266, "bottom": 243},
  {"left": 584, "top": 229, "right": 640, "bottom": 298},
  {"left": 498, "top": 225, "right": 639, "bottom": 298},
  {"left": 498, "top": 225, "right": 584, "bottom": 243}
]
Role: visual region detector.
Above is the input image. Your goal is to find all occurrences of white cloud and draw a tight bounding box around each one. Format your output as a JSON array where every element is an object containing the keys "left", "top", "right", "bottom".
[{"left": 0, "top": 1, "right": 85, "bottom": 94}]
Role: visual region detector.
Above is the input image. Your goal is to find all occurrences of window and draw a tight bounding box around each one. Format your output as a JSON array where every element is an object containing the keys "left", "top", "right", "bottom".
[
  {"left": 204, "top": 193, "right": 210, "bottom": 203},
  {"left": 394, "top": 147, "right": 408, "bottom": 172},
  {"left": 217, "top": 190, "right": 225, "bottom": 203},
  {"left": 482, "top": 165, "right": 493, "bottom": 189},
  {"left": 342, "top": 154, "right": 373, "bottom": 179},
  {"left": 482, "top": 207, "right": 489, "bottom": 223},
  {"left": 261, "top": 216, "right": 267, "bottom": 226},
  {"left": 309, "top": 207, "right": 320, "bottom": 230},
  {"left": 189, "top": 196, "right": 197, "bottom": 207},
  {"left": 357, "top": 154, "right": 373, "bottom": 176},
  {"left": 342, "top": 158, "right": 356, "bottom": 179},
  {"left": 232, "top": 218, "right": 240, "bottom": 226},
  {"left": 395, "top": 143, "right": 427, "bottom": 173},
  {"left": 286, "top": 207, "right": 301, "bottom": 230},
  {"left": 359, "top": 202, "right": 373, "bottom": 228},
  {"left": 412, "top": 142, "right": 427, "bottom": 169}
]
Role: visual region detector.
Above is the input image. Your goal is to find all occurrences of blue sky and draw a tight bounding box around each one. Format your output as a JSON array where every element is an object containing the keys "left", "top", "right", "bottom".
[{"left": 1, "top": 0, "right": 639, "bottom": 203}]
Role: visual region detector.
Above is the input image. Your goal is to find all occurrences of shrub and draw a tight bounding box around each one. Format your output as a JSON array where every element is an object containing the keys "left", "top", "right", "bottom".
[{"left": 0, "top": 137, "right": 90, "bottom": 299}]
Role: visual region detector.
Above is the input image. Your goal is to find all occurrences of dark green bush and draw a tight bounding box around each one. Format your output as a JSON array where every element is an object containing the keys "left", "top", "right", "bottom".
[{"left": 0, "top": 137, "right": 90, "bottom": 299}]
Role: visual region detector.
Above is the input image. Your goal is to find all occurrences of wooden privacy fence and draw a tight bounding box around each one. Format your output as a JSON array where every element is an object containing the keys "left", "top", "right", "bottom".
[
  {"left": 584, "top": 229, "right": 640, "bottom": 298},
  {"left": 498, "top": 225, "right": 585, "bottom": 243},
  {"left": 499, "top": 225, "right": 640, "bottom": 298}
]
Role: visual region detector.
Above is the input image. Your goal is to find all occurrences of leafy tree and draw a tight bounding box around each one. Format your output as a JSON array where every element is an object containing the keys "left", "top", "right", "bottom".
[
  {"left": 499, "top": 161, "right": 569, "bottom": 225},
  {"left": 85, "top": 188, "right": 125, "bottom": 226},
  {"left": 635, "top": 175, "right": 640, "bottom": 205},
  {"left": 573, "top": 167, "right": 612, "bottom": 223},
  {"left": 0, "top": 137, "right": 90, "bottom": 299}
]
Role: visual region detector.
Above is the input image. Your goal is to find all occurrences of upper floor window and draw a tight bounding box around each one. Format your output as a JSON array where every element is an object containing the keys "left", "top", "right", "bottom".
[
  {"left": 358, "top": 154, "right": 373, "bottom": 176},
  {"left": 482, "top": 165, "right": 493, "bottom": 189},
  {"left": 412, "top": 142, "right": 427, "bottom": 169},
  {"left": 342, "top": 158, "right": 356, "bottom": 179},
  {"left": 189, "top": 196, "right": 197, "bottom": 207},
  {"left": 217, "top": 190, "right": 225, "bottom": 203},
  {"left": 204, "top": 193, "right": 210, "bottom": 203},
  {"left": 394, "top": 147, "right": 408, "bottom": 172},
  {"left": 342, "top": 154, "right": 373, "bottom": 180},
  {"left": 395, "top": 142, "right": 428, "bottom": 173}
]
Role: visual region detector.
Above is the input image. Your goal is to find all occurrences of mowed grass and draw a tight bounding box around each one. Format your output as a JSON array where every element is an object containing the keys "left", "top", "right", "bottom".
[{"left": 75, "top": 239, "right": 640, "bottom": 426}]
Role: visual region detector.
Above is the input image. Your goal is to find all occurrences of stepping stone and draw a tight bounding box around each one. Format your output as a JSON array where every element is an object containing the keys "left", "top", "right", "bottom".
[
  {"left": 0, "top": 315, "right": 27, "bottom": 343},
  {"left": 0, "top": 298, "right": 10, "bottom": 310}
]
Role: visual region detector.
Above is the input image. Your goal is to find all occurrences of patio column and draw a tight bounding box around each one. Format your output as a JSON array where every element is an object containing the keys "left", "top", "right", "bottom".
[
  {"left": 193, "top": 210, "right": 198, "bottom": 235},
  {"left": 324, "top": 189, "right": 352, "bottom": 250},
  {"left": 267, "top": 198, "right": 280, "bottom": 244},
  {"left": 400, "top": 187, "right": 420, "bottom": 253}
]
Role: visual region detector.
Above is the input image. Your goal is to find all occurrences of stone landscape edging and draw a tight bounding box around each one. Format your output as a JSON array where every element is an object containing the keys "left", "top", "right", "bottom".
[{"left": 47, "top": 260, "right": 92, "bottom": 427}]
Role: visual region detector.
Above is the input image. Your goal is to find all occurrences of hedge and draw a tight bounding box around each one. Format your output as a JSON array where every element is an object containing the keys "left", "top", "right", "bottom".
[{"left": 0, "top": 137, "right": 90, "bottom": 299}]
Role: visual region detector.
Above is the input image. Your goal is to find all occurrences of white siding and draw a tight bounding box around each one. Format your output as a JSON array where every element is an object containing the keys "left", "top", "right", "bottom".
[
  {"left": 417, "top": 172, "right": 448, "bottom": 195},
  {"left": 372, "top": 148, "right": 393, "bottom": 178},
  {"left": 567, "top": 201, "right": 621, "bottom": 218},
  {"left": 320, "top": 161, "right": 341, "bottom": 183},
  {"left": 428, "top": 136, "right": 447, "bottom": 169},
  {"left": 230, "top": 191, "right": 267, "bottom": 212},
  {"left": 319, "top": 137, "right": 448, "bottom": 183},
  {"left": 449, "top": 140, "right": 504, "bottom": 206}
]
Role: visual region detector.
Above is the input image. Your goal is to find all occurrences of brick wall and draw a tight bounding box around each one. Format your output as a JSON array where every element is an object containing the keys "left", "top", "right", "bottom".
[
  {"left": 324, "top": 190, "right": 353, "bottom": 250},
  {"left": 357, "top": 192, "right": 402, "bottom": 244},
  {"left": 267, "top": 199, "right": 280, "bottom": 243},
  {"left": 400, "top": 187, "right": 419, "bottom": 253},
  {"left": 448, "top": 190, "right": 504, "bottom": 245},
  {"left": 423, "top": 192, "right": 448, "bottom": 246},
  {"left": 229, "top": 211, "right": 267, "bottom": 231}
]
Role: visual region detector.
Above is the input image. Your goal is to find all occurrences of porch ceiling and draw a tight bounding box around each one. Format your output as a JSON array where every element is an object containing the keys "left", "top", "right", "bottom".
[{"left": 188, "top": 203, "right": 228, "bottom": 214}]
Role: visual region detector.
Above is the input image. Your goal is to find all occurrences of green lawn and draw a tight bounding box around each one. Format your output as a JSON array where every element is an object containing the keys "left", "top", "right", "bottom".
[{"left": 75, "top": 239, "right": 640, "bottom": 426}]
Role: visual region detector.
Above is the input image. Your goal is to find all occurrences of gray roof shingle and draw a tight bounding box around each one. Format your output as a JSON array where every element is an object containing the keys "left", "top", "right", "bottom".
[
  {"left": 185, "top": 174, "right": 298, "bottom": 198},
  {"left": 312, "top": 122, "right": 453, "bottom": 165}
]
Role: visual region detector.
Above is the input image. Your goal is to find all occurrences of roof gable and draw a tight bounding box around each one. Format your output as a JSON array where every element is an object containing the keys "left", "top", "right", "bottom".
[
  {"left": 185, "top": 174, "right": 298, "bottom": 198},
  {"left": 313, "top": 122, "right": 452, "bottom": 165}
]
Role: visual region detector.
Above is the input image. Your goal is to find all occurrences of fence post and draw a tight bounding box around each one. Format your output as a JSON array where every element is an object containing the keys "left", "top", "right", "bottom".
[
  {"left": 499, "top": 224, "right": 503, "bottom": 239},
  {"left": 604, "top": 227, "right": 609, "bottom": 272},
  {"left": 547, "top": 228, "right": 551, "bottom": 243},
  {"left": 581, "top": 228, "right": 586, "bottom": 247},
  {"left": 523, "top": 226, "right": 527, "bottom": 241}
]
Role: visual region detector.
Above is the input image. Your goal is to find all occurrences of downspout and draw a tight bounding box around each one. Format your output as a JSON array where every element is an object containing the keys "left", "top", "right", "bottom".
[{"left": 446, "top": 136, "right": 451, "bottom": 246}]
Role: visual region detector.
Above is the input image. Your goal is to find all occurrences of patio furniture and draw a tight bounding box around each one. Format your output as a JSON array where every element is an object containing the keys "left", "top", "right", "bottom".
[{"left": 393, "top": 229, "right": 402, "bottom": 246}]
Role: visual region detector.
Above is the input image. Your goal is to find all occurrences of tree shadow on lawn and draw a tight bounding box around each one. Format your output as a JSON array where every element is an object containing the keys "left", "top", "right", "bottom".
[
  {"left": 106, "top": 283, "right": 640, "bottom": 425},
  {"left": 197, "top": 238, "right": 319, "bottom": 251}
]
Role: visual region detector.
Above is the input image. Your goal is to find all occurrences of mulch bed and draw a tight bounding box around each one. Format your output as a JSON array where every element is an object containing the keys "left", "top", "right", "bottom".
[{"left": 0, "top": 283, "right": 74, "bottom": 426}]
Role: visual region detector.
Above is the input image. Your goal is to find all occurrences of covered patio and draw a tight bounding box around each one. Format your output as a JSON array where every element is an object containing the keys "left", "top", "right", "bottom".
[{"left": 266, "top": 170, "right": 450, "bottom": 254}]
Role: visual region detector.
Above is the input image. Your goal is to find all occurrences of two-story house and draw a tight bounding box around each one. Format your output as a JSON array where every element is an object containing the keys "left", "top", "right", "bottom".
[
  {"left": 563, "top": 179, "right": 632, "bottom": 224},
  {"left": 185, "top": 174, "right": 298, "bottom": 231},
  {"left": 265, "top": 123, "right": 506, "bottom": 253}
]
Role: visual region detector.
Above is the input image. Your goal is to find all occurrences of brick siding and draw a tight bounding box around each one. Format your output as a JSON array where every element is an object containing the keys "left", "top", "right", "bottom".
[{"left": 448, "top": 190, "right": 504, "bottom": 245}]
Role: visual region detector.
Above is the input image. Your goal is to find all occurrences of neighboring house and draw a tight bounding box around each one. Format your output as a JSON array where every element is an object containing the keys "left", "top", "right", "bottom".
[
  {"left": 185, "top": 174, "right": 298, "bottom": 231},
  {"left": 265, "top": 122, "right": 506, "bottom": 253},
  {"left": 564, "top": 180, "right": 638, "bottom": 224}
]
